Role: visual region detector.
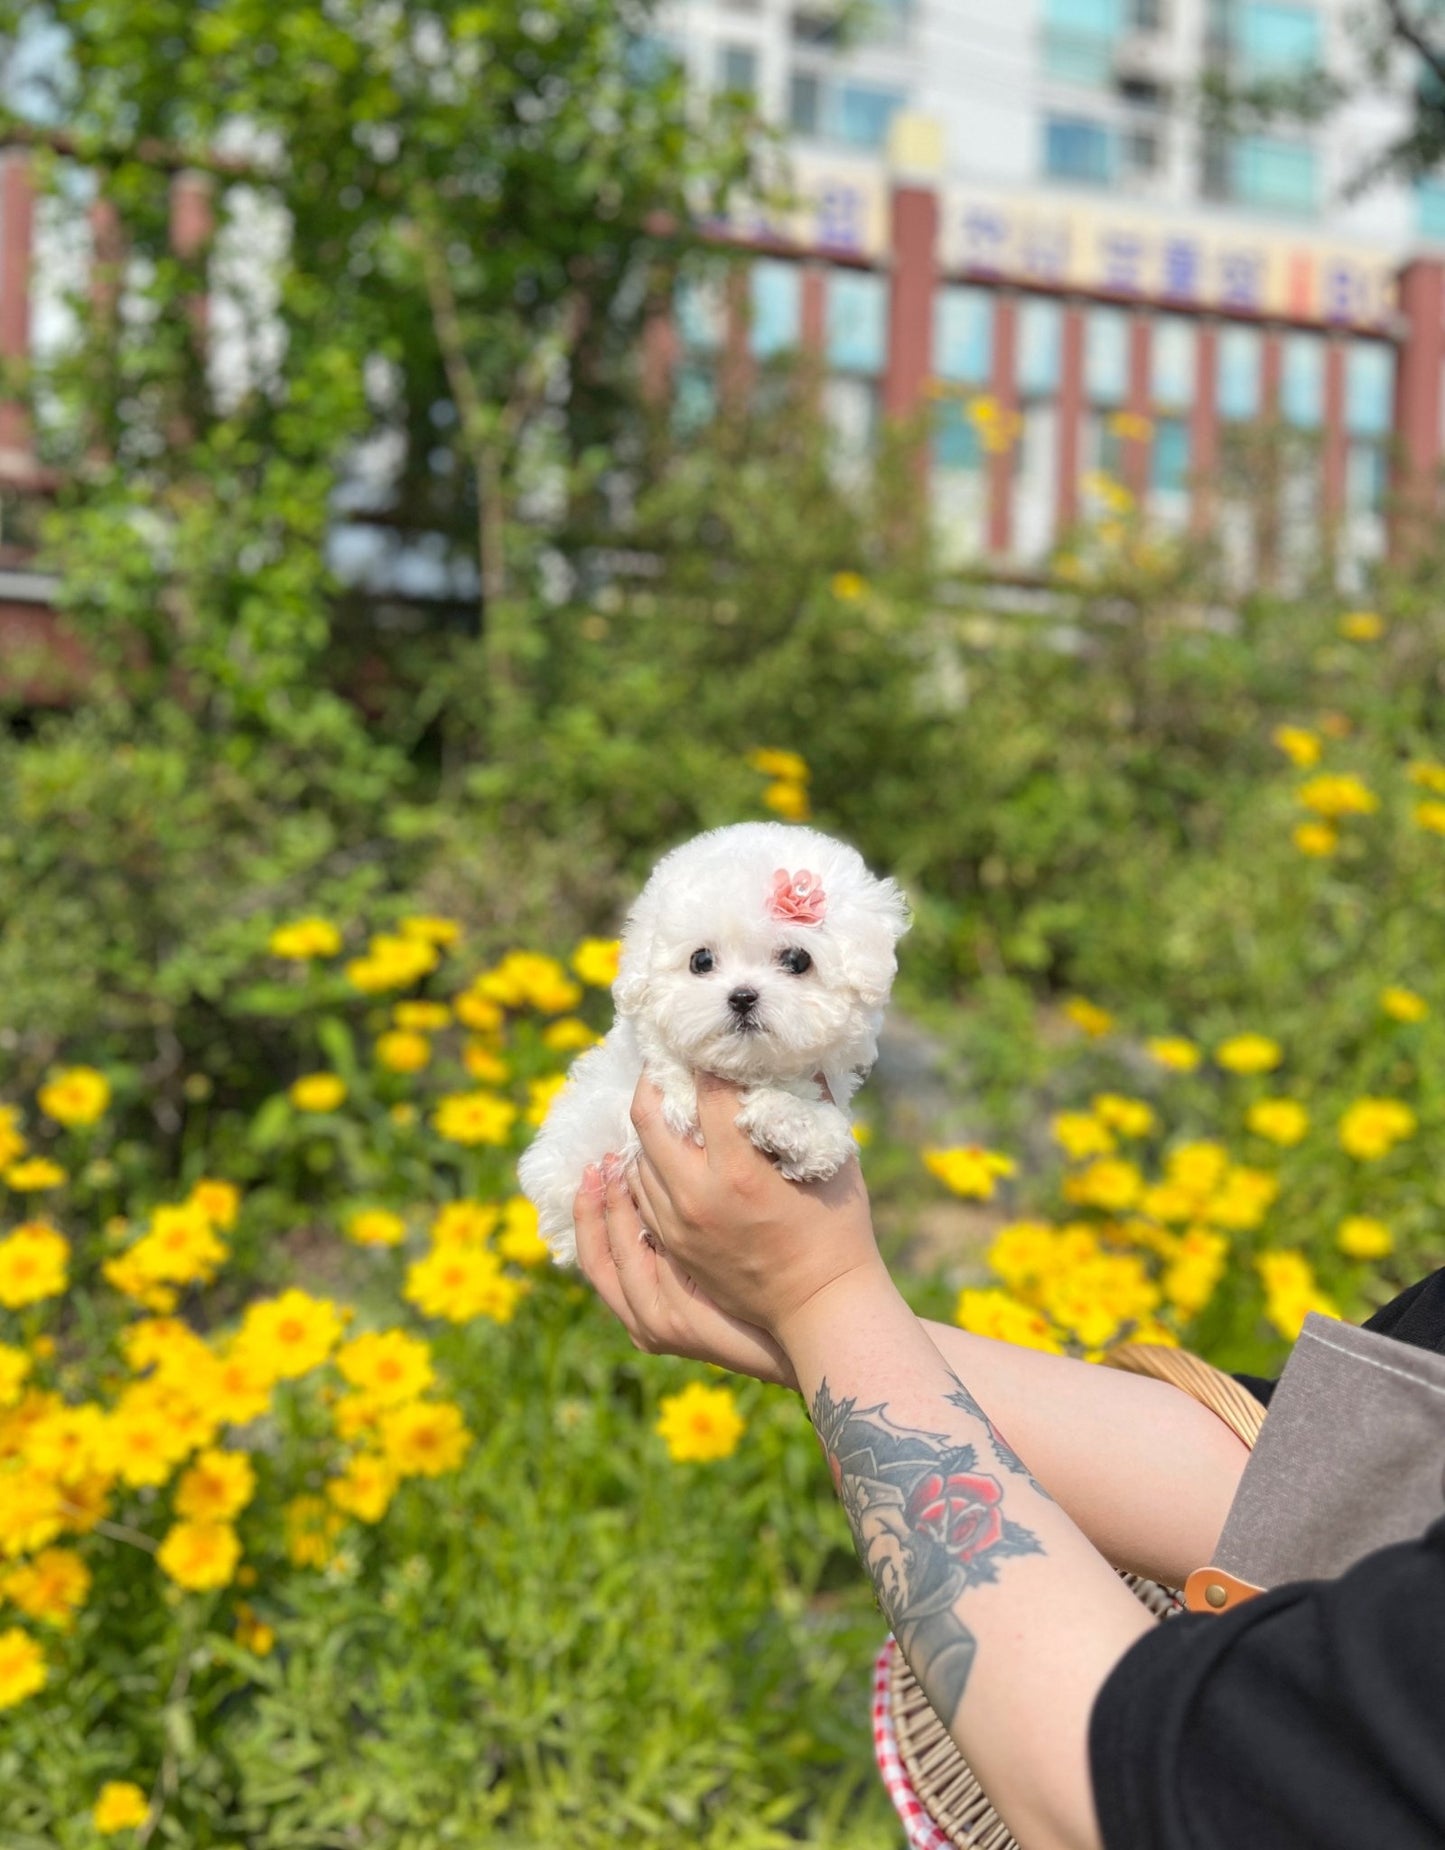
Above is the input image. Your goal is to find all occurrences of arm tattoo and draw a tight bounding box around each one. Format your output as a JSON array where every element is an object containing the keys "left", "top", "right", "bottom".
[
  {"left": 811, "top": 1376, "right": 1045, "bottom": 1724},
  {"left": 946, "top": 1382, "right": 1055, "bottom": 1500}
]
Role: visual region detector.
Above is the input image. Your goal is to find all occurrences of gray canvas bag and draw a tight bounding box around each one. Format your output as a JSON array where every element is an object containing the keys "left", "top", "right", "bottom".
[{"left": 1185, "top": 1310, "right": 1445, "bottom": 1613}]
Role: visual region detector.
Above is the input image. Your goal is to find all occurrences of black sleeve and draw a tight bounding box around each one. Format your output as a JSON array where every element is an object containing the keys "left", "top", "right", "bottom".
[{"left": 1089, "top": 1516, "right": 1445, "bottom": 1850}]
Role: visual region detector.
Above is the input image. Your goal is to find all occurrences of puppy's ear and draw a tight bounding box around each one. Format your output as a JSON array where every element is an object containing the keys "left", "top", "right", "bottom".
[
  {"left": 836, "top": 876, "right": 911, "bottom": 1010},
  {"left": 611, "top": 894, "right": 655, "bottom": 1018}
]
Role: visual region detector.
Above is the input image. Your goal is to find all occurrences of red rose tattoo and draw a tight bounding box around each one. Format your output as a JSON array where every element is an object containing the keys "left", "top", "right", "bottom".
[{"left": 905, "top": 1470, "right": 1004, "bottom": 1567}]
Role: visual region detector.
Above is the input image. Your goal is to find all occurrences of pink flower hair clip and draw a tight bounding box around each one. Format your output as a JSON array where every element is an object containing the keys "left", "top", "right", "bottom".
[{"left": 769, "top": 868, "right": 828, "bottom": 925}]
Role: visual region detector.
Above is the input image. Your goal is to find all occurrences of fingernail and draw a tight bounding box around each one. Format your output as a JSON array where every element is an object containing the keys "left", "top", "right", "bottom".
[{"left": 582, "top": 1163, "right": 602, "bottom": 1192}]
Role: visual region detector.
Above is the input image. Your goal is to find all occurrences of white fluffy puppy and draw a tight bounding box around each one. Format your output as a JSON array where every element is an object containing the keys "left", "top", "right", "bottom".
[{"left": 518, "top": 821, "right": 910, "bottom": 1264}]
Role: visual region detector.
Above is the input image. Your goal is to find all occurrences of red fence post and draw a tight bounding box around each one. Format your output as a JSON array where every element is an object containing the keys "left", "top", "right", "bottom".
[
  {"left": 1123, "top": 310, "right": 1151, "bottom": 506},
  {"left": 1322, "top": 335, "right": 1348, "bottom": 564},
  {"left": 0, "top": 150, "right": 35, "bottom": 470},
  {"left": 987, "top": 293, "right": 1018, "bottom": 558},
  {"left": 1390, "top": 257, "right": 1445, "bottom": 558},
  {"left": 1190, "top": 323, "right": 1219, "bottom": 538},
  {"left": 1056, "top": 301, "right": 1085, "bottom": 538},
  {"left": 884, "top": 182, "right": 938, "bottom": 423}
]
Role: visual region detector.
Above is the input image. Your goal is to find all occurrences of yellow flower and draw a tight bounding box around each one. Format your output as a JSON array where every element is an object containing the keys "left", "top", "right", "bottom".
[
  {"left": 379, "top": 1399, "right": 473, "bottom": 1478},
  {"left": 344, "top": 933, "right": 440, "bottom": 994},
  {"left": 0, "top": 1627, "right": 45, "bottom": 1710},
  {"left": 0, "top": 1468, "right": 66, "bottom": 1560},
  {"left": 525, "top": 1075, "right": 568, "bottom": 1128},
  {"left": 1063, "top": 997, "right": 1113, "bottom": 1037},
  {"left": 289, "top": 1072, "right": 347, "bottom": 1113},
  {"left": 747, "top": 748, "right": 811, "bottom": 783},
  {"left": 127, "top": 1204, "right": 228, "bottom": 1289},
  {"left": 541, "top": 1017, "right": 601, "bottom": 1053},
  {"left": 1208, "top": 1165, "right": 1280, "bottom": 1232},
  {"left": 187, "top": 1179, "right": 241, "bottom": 1230},
  {"left": 1257, "top": 1250, "right": 1340, "bottom": 1341},
  {"left": 0, "top": 1106, "right": 26, "bottom": 1170},
  {"left": 269, "top": 917, "right": 342, "bottom": 960},
  {"left": 1407, "top": 760, "right": 1445, "bottom": 794},
  {"left": 1297, "top": 773, "right": 1378, "bottom": 819},
  {"left": 430, "top": 1200, "right": 499, "bottom": 1247},
  {"left": 206, "top": 1349, "right": 272, "bottom": 1426},
  {"left": 1338, "top": 610, "right": 1383, "bottom": 641},
  {"left": 3, "top": 1548, "right": 91, "bottom": 1631},
  {"left": 985, "top": 1222, "right": 1058, "bottom": 1292},
  {"left": 1215, "top": 1033, "right": 1282, "bottom": 1075},
  {"left": 4, "top": 1158, "right": 66, "bottom": 1192},
  {"left": 156, "top": 1520, "right": 242, "bottom": 1592},
  {"left": 1162, "top": 1229, "right": 1229, "bottom": 1318},
  {"left": 829, "top": 573, "right": 866, "bottom": 603},
  {"left": 1145, "top": 1036, "right": 1201, "bottom": 1073},
  {"left": 1062, "top": 1158, "right": 1143, "bottom": 1214},
  {"left": 462, "top": 1042, "right": 510, "bottom": 1085},
  {"left": 453, "top": 988, "right": 505, "bottom": 1033},
  {"left": 1338, "top": 1216, "right": 1394, "bottom": 1261},
  {"left": 433, "top": 1090, "right": 518, "bottom": 1146},
  {"left": 283, "top": 1495, "right": 345, "bottom": 1569},
  {"left": 235, "top": 1290, "right": 343, "bottom": 1380},
  {"left": 0, "top": 1223, "right": 69, "bottom": 1308},
  {"left": 393, "top": 1001, "right": 452, "bottom": 1032},
  {"left": 336, "top": 1329, "right": 435, "bottom": 1406},
  {"left": 1164, "top": 1141, "right": 1230, "bottom": 1196},
  {"left": 954, "top": 1288, "right": 1065, "bottom": 1354},
  {"left": 234, "top": 1604, "right": 275, "bottom": 1656},
  {"left": 762, "top": 780, "right": 811, "bottom": 821},
  {"left": 1413, "top": 800, "right": 1445, "bottom": 835},
  {"left": 1051, "top": 1113, "right": 1117, "bottom": 1161},
  {"left": 1339, "top": 1098, "right": 1417, "bottom": 1161},
  {"left": 404, "top": 1247, "right": 524, "bottom": 1324},
  {"left": 93, "top": 1780, "right": 150, "bottom": 1834},
  {"left": 326, "top": 1452, "right": 398, "bottom": 1524},
  {"left": 398, "top": 914, "right": 461, "bottom": 947},
  {"left": 1293, "top": 821, "right": 1339, "bottom": 857},
  {"left": 571, "top": 937, "right": 623, "bottom": 988},
  {"left": 655, "top": 1382, "right": 746, "bottom": 1463},
  {"left": 345, "top": 1207, "right": 407, "bottom": 1249},
  {"left": 1246, "top": 1098, "right": 1309, "bottom": 1147},
  {"left": 37, "top": 1066, "right": 111, "bottom": 1129},
  {"left": 1381, "top": 987, "right": 1429, "bottom": 1023},
  {"left": 496, "top": 1197, "right": 551, "bottom": 1268},
  {"left": 1107, "top": 410, "right": 1153, "bottom": 442},
  {"left": 375, "top": 1030, "right": 431, "bottom": 1075},
  {"left": 174, "top": 1449, "right": 256, "bottom": 1523},
  {"left": 922, "top": 1145, "right": 1017, "bottom": 1200},
  {"left": 473, "top": 951, "right": 581, "bottom": 1013},
  {"left": 1092, "top": 1095, "right": 1157, "bottom": 1139},
  {"left": 0, "top": 1343, "right": 31, "bottom": 1408},
  {"left": 1272, "top": 725, "right": 1322, "bottom": 769}
]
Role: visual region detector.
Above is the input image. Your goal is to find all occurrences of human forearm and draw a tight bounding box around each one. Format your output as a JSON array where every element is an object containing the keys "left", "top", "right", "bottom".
[
  {"left": 919, "top": 1320, "right": 1251, "bottom": 1587},
  {"left": 780, "top": 1271, "right": 1157, "bottom": 1850}
]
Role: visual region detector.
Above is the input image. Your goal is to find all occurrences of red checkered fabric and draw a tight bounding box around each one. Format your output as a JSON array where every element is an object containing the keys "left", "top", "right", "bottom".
[{"left": 871, "top": 1636, "right": 960, "bottom": 1850}]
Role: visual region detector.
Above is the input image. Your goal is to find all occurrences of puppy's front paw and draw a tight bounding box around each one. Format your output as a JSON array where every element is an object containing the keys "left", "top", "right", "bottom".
[{"left": 735, "top": 1091, "right": 855, "bottom": 1182}]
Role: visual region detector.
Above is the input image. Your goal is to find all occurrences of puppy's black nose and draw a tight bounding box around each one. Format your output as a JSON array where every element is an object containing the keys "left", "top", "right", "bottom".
[{"left": 728, "top": 986, "right": 759, "bottom": 1016}]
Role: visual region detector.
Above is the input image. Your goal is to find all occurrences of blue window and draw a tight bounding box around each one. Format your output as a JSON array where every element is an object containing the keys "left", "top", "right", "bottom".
[
  {"left": 1151, "top": 317, "right": 1196, "bottom": 410},
  {"left": 1045, "top": 116, "right": 1115, "bottom": 184},
  {"left": 1152, "top": 417, "right": 1191, "bottom": 495},
  {"left": 1281, "top": 334, "right": 1325, "bottom": 429},
  {"left": 1231, "top": 136, "right": 1317, "bottom": 214},
  {"left": 935, "top": 287, "right": 993, "bottom": 387},
  {"left": 676, "top": 277, "right": 724, "bottom": 352},
  {"left": 836, "top": 83, "right": 905, "bottom": 150},
  {"left": 1086, "top": 308, "right": 1130, "bottom": 405},
  {"left": 749, "top": 261, "right": 802, "bottom": 359},
  {"left": 1042, "top": 0, "right": 1123, "bottom": 85},
  {"left": 1238, "top": 2, "right": 1321, "bottom": 78},
  {"left": 1018, "top": 298, "right": 1063, "bottom": 396},
  {"left": 1217, "top": 326, "right": 1262, "bottom": 421},
  {"left": 1419, "top": 177, "right": 1445, "bottom": 241},
  {"left": 1346, "top": 343, "right": 1394, "bottom": 438},
  {"left": 934, "top": 402, "right": 983, "bottom": 471},
  {"left": 826, "top": 270, "right": 888, "bottom": 374}
]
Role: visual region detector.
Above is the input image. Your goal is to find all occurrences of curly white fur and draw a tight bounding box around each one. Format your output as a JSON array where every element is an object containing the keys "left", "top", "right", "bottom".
[{"left": 517, "top": 822, "right": 910, "bottom": 1264}]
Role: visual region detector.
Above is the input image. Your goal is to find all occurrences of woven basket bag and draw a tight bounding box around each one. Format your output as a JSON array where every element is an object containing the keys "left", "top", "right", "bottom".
[{"left": 883, "top": 1343, "right": 1267, "bottom": 1850}]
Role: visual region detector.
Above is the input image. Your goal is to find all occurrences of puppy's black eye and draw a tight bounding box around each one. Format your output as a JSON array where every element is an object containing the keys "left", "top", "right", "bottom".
[
  {"left": 689, "top": 949, "right": 715, "bottom": 975},
  {"left": 779, "top": 947, "right": 812, "bottom": 976}
]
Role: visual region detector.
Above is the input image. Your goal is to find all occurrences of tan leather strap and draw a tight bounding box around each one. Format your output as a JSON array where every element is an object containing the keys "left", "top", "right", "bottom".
[{"left": 1183, "top": 1564, "right": 1265, "bottom": 1613}]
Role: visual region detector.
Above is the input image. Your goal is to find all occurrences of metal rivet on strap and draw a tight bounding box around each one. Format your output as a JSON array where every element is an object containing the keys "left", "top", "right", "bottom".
[{"left": 1205, "top": 1583, "right": 1228, "bottom": 1609}]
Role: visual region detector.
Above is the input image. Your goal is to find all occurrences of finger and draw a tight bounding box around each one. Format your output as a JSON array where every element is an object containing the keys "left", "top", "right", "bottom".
[
  {"left": 692, "top": 1071, "right": 751, "bottom": 1172},
  {"left": 629, "top": 1155, "right": 668, "bottom": 1243},
  {"left": 603, "top": 1160, "right": 660, "bottom": 1285},
  {"left": 629, "top": 1076, "right": 706, "bottom": 1195},
  {"left": 572, "top": 1166, "right": 638, "bottom": 1331}
]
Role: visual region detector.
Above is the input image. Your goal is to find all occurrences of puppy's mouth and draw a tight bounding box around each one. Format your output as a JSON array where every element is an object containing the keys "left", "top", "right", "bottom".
[{"left": 728, "top": 1013, "right": 764, "bottom": 1036}]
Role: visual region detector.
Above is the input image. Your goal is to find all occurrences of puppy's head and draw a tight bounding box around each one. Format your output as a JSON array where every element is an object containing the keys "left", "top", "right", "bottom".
[{"left": 613, "top": 823, "right": 910, "bottom": 1081}]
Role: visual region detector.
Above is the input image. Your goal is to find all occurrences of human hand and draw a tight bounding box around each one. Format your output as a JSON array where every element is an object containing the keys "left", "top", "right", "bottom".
[
  {"left": 625, "top": 1072, "right": 888, "bottom": 1346},
  {"left": 572, "top": 1162, "right": 797, "bottom": 1388}
]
